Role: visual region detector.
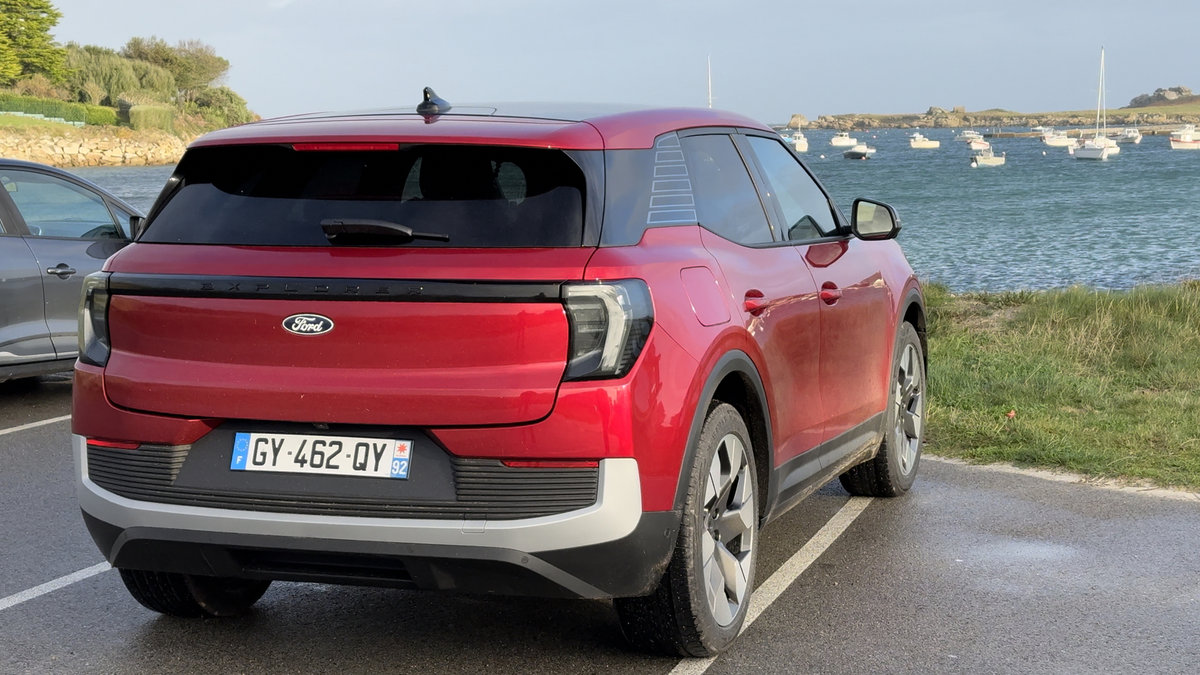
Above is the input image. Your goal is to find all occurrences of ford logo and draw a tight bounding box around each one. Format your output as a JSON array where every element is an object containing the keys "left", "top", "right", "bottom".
[{"left": 282, "top": 314, "right": 334, "bottom": 336}]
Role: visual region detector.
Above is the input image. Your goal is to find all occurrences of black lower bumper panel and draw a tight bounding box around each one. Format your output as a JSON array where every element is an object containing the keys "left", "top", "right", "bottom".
[{"left": 83, "top": 510, "right": 679, "bottom": 599}]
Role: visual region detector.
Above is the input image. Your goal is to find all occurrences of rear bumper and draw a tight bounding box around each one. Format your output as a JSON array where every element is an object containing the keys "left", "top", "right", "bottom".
[{"left": 75, "top": 435, "right": 678, "bottom": 598}]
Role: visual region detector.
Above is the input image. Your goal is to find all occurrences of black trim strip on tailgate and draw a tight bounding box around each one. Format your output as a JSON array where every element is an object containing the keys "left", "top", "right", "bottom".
[{"left": 107, "top": 273, "right": 564, "bottom": 303}]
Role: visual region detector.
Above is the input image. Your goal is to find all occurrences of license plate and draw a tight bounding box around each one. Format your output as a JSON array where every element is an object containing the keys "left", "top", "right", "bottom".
[{"left": 230, "top": 432, "right": 412, "bottom": 479}]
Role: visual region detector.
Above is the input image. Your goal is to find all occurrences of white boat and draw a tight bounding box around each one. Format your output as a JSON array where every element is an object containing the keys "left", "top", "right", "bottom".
[
  {"left": 1075, "top": 47, "right": 1111, "bottom": 161},
  {"left": 792, "top": 131, "right": 809, "bottom": 152},
  {"left": 1169, "top": 124, "right": 1200, "bottom": 150},
  {"left": 1042, "top": 131, "right": 1075, "bottom": 147},
  {"left": 830, "top": 131, "right": 858, "bottom": 147},
  {"left": 967, "top": 139, "right": 990, "bottom": 151},
  {"left": 969, "top": 147, "right": 1006, "bottom": 167},
  {"left": 1031, "top": 126, "right": 1052, "bottom": 134},
  {"left": 909, "top": 133, "right": 939, "bottom": 149},
  {"left": 842, "top": 143, "right": 876, "bottom": 159},
  {"left": 954, "top": 130, "right": 984, "bottom": 142},
  {"left": 1117, "top": 127, "right": 1142, "bottom": 144}
]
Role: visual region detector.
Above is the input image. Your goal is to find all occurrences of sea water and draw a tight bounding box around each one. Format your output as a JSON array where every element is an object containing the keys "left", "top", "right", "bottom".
[{"left": 73, "top": 129, "right": 1200, "bottom": 292}]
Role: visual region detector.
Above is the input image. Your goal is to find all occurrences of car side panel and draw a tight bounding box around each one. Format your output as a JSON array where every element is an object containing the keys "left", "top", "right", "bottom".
[{"left": 0, "top": 235, "right": 56, "bottom": 366}]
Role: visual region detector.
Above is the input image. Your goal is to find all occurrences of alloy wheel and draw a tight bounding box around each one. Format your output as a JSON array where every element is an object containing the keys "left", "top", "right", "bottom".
[
  {"left": 893, "top": 342, "right": 924, "bottom": 476},
  {"left": 701, "top": 433, "right": 756, "bottom": 627}
]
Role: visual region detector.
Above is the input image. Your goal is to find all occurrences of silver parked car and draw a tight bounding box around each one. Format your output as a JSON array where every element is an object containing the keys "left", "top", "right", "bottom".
[{"left": 0, "top": 159, "right": 142, "bottom": 382}]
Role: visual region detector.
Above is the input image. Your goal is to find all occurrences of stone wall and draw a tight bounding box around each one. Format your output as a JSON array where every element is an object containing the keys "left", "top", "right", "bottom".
[{"left": 0, "top": 127, "right": 187, "bottom": 167}]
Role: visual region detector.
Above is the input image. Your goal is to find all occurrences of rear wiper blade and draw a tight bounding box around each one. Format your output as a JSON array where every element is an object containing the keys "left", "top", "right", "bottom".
[{"left": 320, "top": 219, "right": 450, "bottom": 244}]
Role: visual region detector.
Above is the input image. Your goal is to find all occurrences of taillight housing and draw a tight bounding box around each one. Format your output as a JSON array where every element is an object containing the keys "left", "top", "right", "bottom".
[
  {"left": 79, "top": 271, "right": 112, "bottom": 367},
  {"left": 562, "top": 280, "right": 653, "bottom": 381}
]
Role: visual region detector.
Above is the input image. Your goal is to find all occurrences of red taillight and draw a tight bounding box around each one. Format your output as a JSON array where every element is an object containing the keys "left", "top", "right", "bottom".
[
  {"left": 501, "top": 460, "right": 599, "bottom": 469},
  {"left": 86, "top": 438, "right": 141, "bottom": 450},
  {"left": 292, "top": 142, "right": 399, "bottom": 152}
]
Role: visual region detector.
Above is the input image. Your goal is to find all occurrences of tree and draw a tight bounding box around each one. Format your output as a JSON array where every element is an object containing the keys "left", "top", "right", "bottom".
[
  {"left": 121, "top": 36, "right": 229, "bottom": 102},
  {"left": 0, "top": 0, "right": 68, "bottom": 83},
  {"left": 0, "top": 32, "right": 21, "bottom": 86}
]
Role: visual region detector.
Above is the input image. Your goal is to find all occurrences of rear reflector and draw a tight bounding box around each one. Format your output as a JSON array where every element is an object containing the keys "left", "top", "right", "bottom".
[
  {"left": 86, "top": 438, "right": 141, "bottom": 450},
  {"left": 501, "top": 460, "right": 599, "bottom": 469},
  {"left": 292, "top": 142, "right": 399, "bottom": 152}
]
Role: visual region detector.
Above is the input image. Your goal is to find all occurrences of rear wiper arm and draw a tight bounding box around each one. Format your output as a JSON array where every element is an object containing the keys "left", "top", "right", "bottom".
[{"left": 320, "top": 219, "right": 450, "bottom": 244}]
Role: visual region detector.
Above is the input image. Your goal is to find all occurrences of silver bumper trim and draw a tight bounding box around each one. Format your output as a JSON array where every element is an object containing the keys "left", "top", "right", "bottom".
[{"left": 74, "top": 434, "right": 641, "bottom": 554}]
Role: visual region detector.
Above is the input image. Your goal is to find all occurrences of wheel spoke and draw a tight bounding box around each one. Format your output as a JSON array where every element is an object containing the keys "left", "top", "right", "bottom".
[
  {"left": 716, "top": 499, "right": 752, "bottom": 542},
  {"left": 706, "top": 457, "right": 721, "bottom": 509},
  {"left": 901, "top": 408, "right": 922, "bottom": 438},
  {"left": 714, "top": 541, "right": 746, "bottom": 602},
  {"left": 703, "top": 550, "right": 732, "bottom": 625}
]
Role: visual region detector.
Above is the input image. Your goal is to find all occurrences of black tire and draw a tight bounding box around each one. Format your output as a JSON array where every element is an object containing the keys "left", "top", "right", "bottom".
[
  {"left": 118, "top": 569, "right": 271, "bottom": 618},
  {"left": 615, "top": 402, "right": 759, "bottom": 657},
  {"left": 840, "top": 321, "right": 926, "bottom": 497}
]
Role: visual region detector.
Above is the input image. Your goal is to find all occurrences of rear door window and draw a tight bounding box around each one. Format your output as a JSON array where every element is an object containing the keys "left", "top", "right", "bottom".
[
  {"left": 141, "top": 144, "right": 590, "bottom": 247},
  {"left": 679, "top": 135, "right": 774, "bottom": 245}
]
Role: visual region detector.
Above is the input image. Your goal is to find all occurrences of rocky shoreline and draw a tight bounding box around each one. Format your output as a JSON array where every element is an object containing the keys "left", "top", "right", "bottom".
[
  {"left": 792, "top": 107, "right": 1200, "bottom": 131},
  {"left": 0, "top": 127, "right": 187, "bottom": 167}
]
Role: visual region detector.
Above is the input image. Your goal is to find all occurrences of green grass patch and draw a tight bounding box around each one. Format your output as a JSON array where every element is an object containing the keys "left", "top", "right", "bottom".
[
  {"left": 0, "top": 114, "right": 77, "bottom": 129},
  {"left": 925, "top": 280, "right": 1200, "bottom": 490}
]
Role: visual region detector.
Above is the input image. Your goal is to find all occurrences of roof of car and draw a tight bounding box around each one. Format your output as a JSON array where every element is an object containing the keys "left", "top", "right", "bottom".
[{"left": 190, "top": 104, "right": 773, "bottom": 151}]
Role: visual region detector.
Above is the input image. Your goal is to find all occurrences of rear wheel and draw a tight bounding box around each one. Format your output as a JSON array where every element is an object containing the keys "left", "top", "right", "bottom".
[
  {"left": 615, "top": 402, "right": 758, "bottom": 656},
  {"left": 118, "top": 569, "right": 271, "bottom": 618},
  {"left": 840, "top": 321, "right": 926, "bottom": 497}
]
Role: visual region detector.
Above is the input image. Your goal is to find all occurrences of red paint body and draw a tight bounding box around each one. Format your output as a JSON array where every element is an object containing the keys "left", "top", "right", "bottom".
[{"left": 72, "top": 106, "right": 922, "bottom": 516}]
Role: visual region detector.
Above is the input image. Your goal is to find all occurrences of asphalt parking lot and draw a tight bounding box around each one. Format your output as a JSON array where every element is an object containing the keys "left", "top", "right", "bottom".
[{"left": 2, "top": 375, "right": 1198, "bottom": 675}]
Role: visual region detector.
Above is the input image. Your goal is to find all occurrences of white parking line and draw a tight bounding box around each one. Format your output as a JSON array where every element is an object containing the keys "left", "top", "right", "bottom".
[
  {"left": 669, "top": 496, "right": 873, "bottom": 675},
  {"left": 0, "top": 414, "right": 72, "bottom": 438},
  {"left": 0, "top": 563, "right": 111, "bottom": 612}
]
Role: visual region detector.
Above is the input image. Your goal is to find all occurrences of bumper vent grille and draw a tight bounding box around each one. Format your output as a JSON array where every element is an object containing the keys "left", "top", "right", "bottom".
[{"left": 86, "top": 445, "right": 598, "bottom": 520}]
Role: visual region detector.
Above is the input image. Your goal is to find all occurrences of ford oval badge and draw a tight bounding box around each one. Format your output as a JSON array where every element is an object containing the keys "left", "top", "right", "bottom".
[{"left": 282, "top": 314, "right": 334, "bottom": 336}]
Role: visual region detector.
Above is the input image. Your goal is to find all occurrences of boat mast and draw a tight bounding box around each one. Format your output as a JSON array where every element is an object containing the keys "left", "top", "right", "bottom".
[
  {"left": 707, "top": 54, "right": 712, "bottom": 109},
  {"left": 1100, "top": 47, "right": 1106, "bottom": 135},
  {"left": 1094, "top": 46, "right": 1104, "bottom": 137}
]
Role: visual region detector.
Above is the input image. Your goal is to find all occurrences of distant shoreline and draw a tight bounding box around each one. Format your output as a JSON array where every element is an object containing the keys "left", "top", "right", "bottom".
[
  {"left": 0, "top": 125, "right": 186, "bottom": 168},
  {"left": 792, "top": 105, "right": 1200, "bottom": 131}
]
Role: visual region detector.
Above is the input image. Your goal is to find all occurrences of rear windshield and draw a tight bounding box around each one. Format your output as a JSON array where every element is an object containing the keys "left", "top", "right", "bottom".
[{"left": 140, "top": 144, "right": 588, "bottom": 247}]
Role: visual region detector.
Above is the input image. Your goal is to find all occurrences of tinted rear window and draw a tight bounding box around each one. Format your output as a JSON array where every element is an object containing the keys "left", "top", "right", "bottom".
[{"left": 141, "top": 144, "right": 588, "bottom": 247}]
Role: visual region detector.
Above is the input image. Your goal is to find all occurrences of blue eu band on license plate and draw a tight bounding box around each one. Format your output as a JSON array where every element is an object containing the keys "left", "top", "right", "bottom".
[{"left": 230, "top": 432, "right": 412, "bottom": 479}]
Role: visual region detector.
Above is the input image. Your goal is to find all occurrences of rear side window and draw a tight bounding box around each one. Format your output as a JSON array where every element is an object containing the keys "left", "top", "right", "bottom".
[
  {"left": 141, "top": 144, "right": 589, "bottom": 247},
  {"left": 679, "top": 135, "right": 773, "bottom": 245}
]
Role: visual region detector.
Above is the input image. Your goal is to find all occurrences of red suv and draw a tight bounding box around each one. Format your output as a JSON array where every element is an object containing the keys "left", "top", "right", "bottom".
[{"left": 73, "top": 90, "right": 926, "bottom": 656}]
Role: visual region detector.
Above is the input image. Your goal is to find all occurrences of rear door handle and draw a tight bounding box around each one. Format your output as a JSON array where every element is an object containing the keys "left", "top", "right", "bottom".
[
  {"left": 819, "top": 282, "right": 842, "bottom": 305},
  {"left": 743, "top": 289, "right": 769, "bottom": 315},
  {"left": 46, "top": 264, "right": 77, "bottom": 278}
]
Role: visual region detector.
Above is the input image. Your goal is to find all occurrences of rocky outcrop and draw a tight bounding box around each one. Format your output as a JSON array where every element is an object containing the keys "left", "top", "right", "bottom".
[
  {"left": 786, "top": 114, "right": 809, "bottom": 129},
  {"left": 1127, "top": 87, "right": 1195, "bottom": 108},
  {"left": 0, "top": 127, "right": 187, "bottom": 167}
]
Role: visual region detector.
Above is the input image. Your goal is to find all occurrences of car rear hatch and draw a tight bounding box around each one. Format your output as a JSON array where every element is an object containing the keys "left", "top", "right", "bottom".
[{"left": 99, "top": 141, "right": 602, "bottom": 427}]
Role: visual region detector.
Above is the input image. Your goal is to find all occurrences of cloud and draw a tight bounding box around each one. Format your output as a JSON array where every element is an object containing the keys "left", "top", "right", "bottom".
[{"left": 267, "top": 0, "right": 298, "bottom": 8}]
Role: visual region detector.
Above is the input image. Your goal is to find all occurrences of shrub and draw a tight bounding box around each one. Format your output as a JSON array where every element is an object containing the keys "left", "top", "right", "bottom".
[
  {"left": 0, "top": 91, "right": 85, "bottom": 122},
  {"left": 83, "top": 104, "right": 117, "bottom": 126},
  {"left": 128, "top": 104, "right": 173, "bottom": 132}
]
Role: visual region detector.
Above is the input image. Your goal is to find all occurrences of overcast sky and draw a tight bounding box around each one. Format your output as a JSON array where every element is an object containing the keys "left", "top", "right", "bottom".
[{"left": 47, "top": 0, "right": 1197, "bottom": 125}]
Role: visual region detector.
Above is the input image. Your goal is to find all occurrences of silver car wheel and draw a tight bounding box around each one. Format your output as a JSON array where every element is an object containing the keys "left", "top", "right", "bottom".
[
  {"left": 893, "top": 342, "right": 924, "bottom": 476},
  {"left": 701, "top": 432, "right": 756, "bottom": 627}
]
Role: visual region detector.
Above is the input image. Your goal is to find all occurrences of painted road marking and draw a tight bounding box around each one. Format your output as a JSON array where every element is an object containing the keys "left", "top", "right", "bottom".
[
  {"left": 0, "top": 563, "right": 110, "bottom": 612},
  {"left": 668, "top": 496, "right": 873, "bottom": 675},
  {"left": 0, "top": 414, "right": 71, "bottom": 438}
]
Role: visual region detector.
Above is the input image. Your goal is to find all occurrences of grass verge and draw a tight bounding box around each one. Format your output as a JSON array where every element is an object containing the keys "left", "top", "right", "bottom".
[
  {"left": 924, "top": 280, "right": 1200, "bottom": 491},
  {"left": 0, "top": 115, "right": 78, "bottom": 130}
]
